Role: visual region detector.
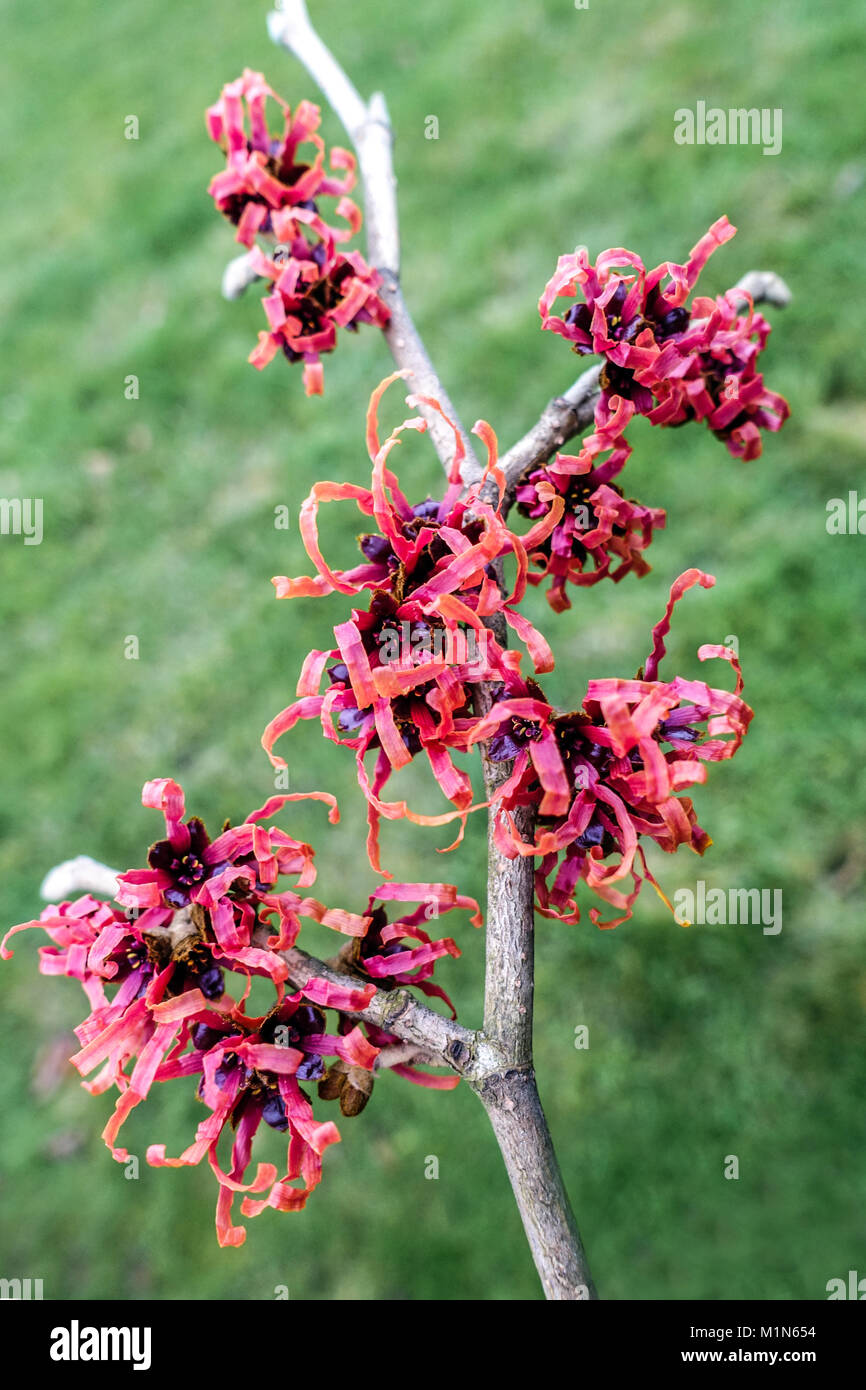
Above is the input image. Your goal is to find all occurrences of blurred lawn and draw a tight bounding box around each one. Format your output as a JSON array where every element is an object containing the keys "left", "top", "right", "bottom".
[{"left": 1, "top": 0, "right": 865, "bottom": 1300}]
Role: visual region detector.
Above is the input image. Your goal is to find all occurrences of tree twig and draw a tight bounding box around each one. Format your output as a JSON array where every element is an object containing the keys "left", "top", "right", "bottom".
[{"left": 39, "top": 856, "right": 122, "bottom": 902}]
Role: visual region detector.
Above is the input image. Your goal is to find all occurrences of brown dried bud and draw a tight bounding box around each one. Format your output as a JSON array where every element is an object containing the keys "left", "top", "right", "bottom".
[
  {"left": 317, "top": 1061, "right": 349, "bottom": 1102},
  {"left": 339, "top": 1066, "right": 374, "bottom": 1117},
  {"left": 189, "top": 901, "right": 209, "bottom": 935}
]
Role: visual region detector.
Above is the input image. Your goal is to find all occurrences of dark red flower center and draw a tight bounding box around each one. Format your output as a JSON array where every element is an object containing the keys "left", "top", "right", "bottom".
[{"left": 170, "top": 852, "right": 206, "bottom": 887}]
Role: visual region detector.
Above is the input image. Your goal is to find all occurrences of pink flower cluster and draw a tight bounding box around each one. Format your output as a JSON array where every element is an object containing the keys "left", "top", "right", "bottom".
[
  {"left": 265, "top": 377, "right": 753, "bottom": 927},
  {"left": 263, "top": 372, "right": 564, "bottom": 870},
  {"left": 2, "top": 779, "right": 477, "bottom": 1246},
  {"left": 519, "top": 217, "right": 788, "bottom": 610},
  {"left": 469, "top": 570, "right": 752, "bottom": 926},
  {"left": 207, "top": 70, "right": 389, "bottom": 394},
  {"left": 539, "top": 215, "right": 788, "bottom": 460}
]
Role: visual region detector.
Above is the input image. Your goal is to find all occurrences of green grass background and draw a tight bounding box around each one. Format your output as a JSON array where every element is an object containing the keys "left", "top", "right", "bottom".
[{"left": 1, "top": 0, "right": 864, "bottom": 1300}]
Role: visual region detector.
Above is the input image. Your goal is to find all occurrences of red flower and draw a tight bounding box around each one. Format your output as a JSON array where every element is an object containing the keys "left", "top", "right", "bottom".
[
  {"left": 469, "top": 570, "right": 753, "bottom": 927},
  {"left": 335, "top": 880, "right": 481, "bottom": 1013},
  {"left": 515, "top": 395, "right": 665, "bottom": 609},
  {"left": 263, "top": 373, "right": 565, "bottom": 871},
  {"left": 206, "top": 69, "right": 360, "bottom": 248},
  {"left": 245, "top": 243, "right": 390, "bottom": 395},
  {"left": 323, "top": 884, "right": 482, "bottom": 1094},
  {"left": 145, "top": 988, "right": 380, "bottom": 1248},
  {"left": 540, "top": 216, "right": 788, "bottom": 459},
  {"left": 642, "top": 288, "right": 789, "bottom": 461},
  {"left": 114, "top": 779, "right": 364, "bottom": 979}
]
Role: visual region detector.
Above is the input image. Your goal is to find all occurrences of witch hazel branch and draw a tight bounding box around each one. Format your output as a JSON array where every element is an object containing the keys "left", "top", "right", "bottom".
[{"left": 3, "top": 1, "right": 790, "bottom": 1300}]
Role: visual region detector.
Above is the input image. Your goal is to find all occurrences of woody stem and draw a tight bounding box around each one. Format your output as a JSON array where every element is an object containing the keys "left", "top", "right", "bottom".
[{"left": 263, "top": 0, "right": 597, "bottom": 1300}]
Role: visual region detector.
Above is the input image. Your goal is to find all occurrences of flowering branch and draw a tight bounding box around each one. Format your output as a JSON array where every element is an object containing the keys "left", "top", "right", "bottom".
[
  {"left": 6, "top": 1, "right": 792, "bottom": 1306},
  {"left": 265, "top": 0, "right": 479, "bottom": 477},
  {"left": 35, "top": 857, "right": 496, "bottom": 1083}
]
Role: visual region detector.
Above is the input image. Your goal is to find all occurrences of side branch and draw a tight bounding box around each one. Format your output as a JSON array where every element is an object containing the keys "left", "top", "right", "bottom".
[
  {"left": 273, "top": 939, "right": 497, "bottom": 1080},
  {"left": 493, "top": 364, "right": 601, "bottom": 503},
  {"left": 39, "top": 857, "right": 495, "bottom": 1083}
]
